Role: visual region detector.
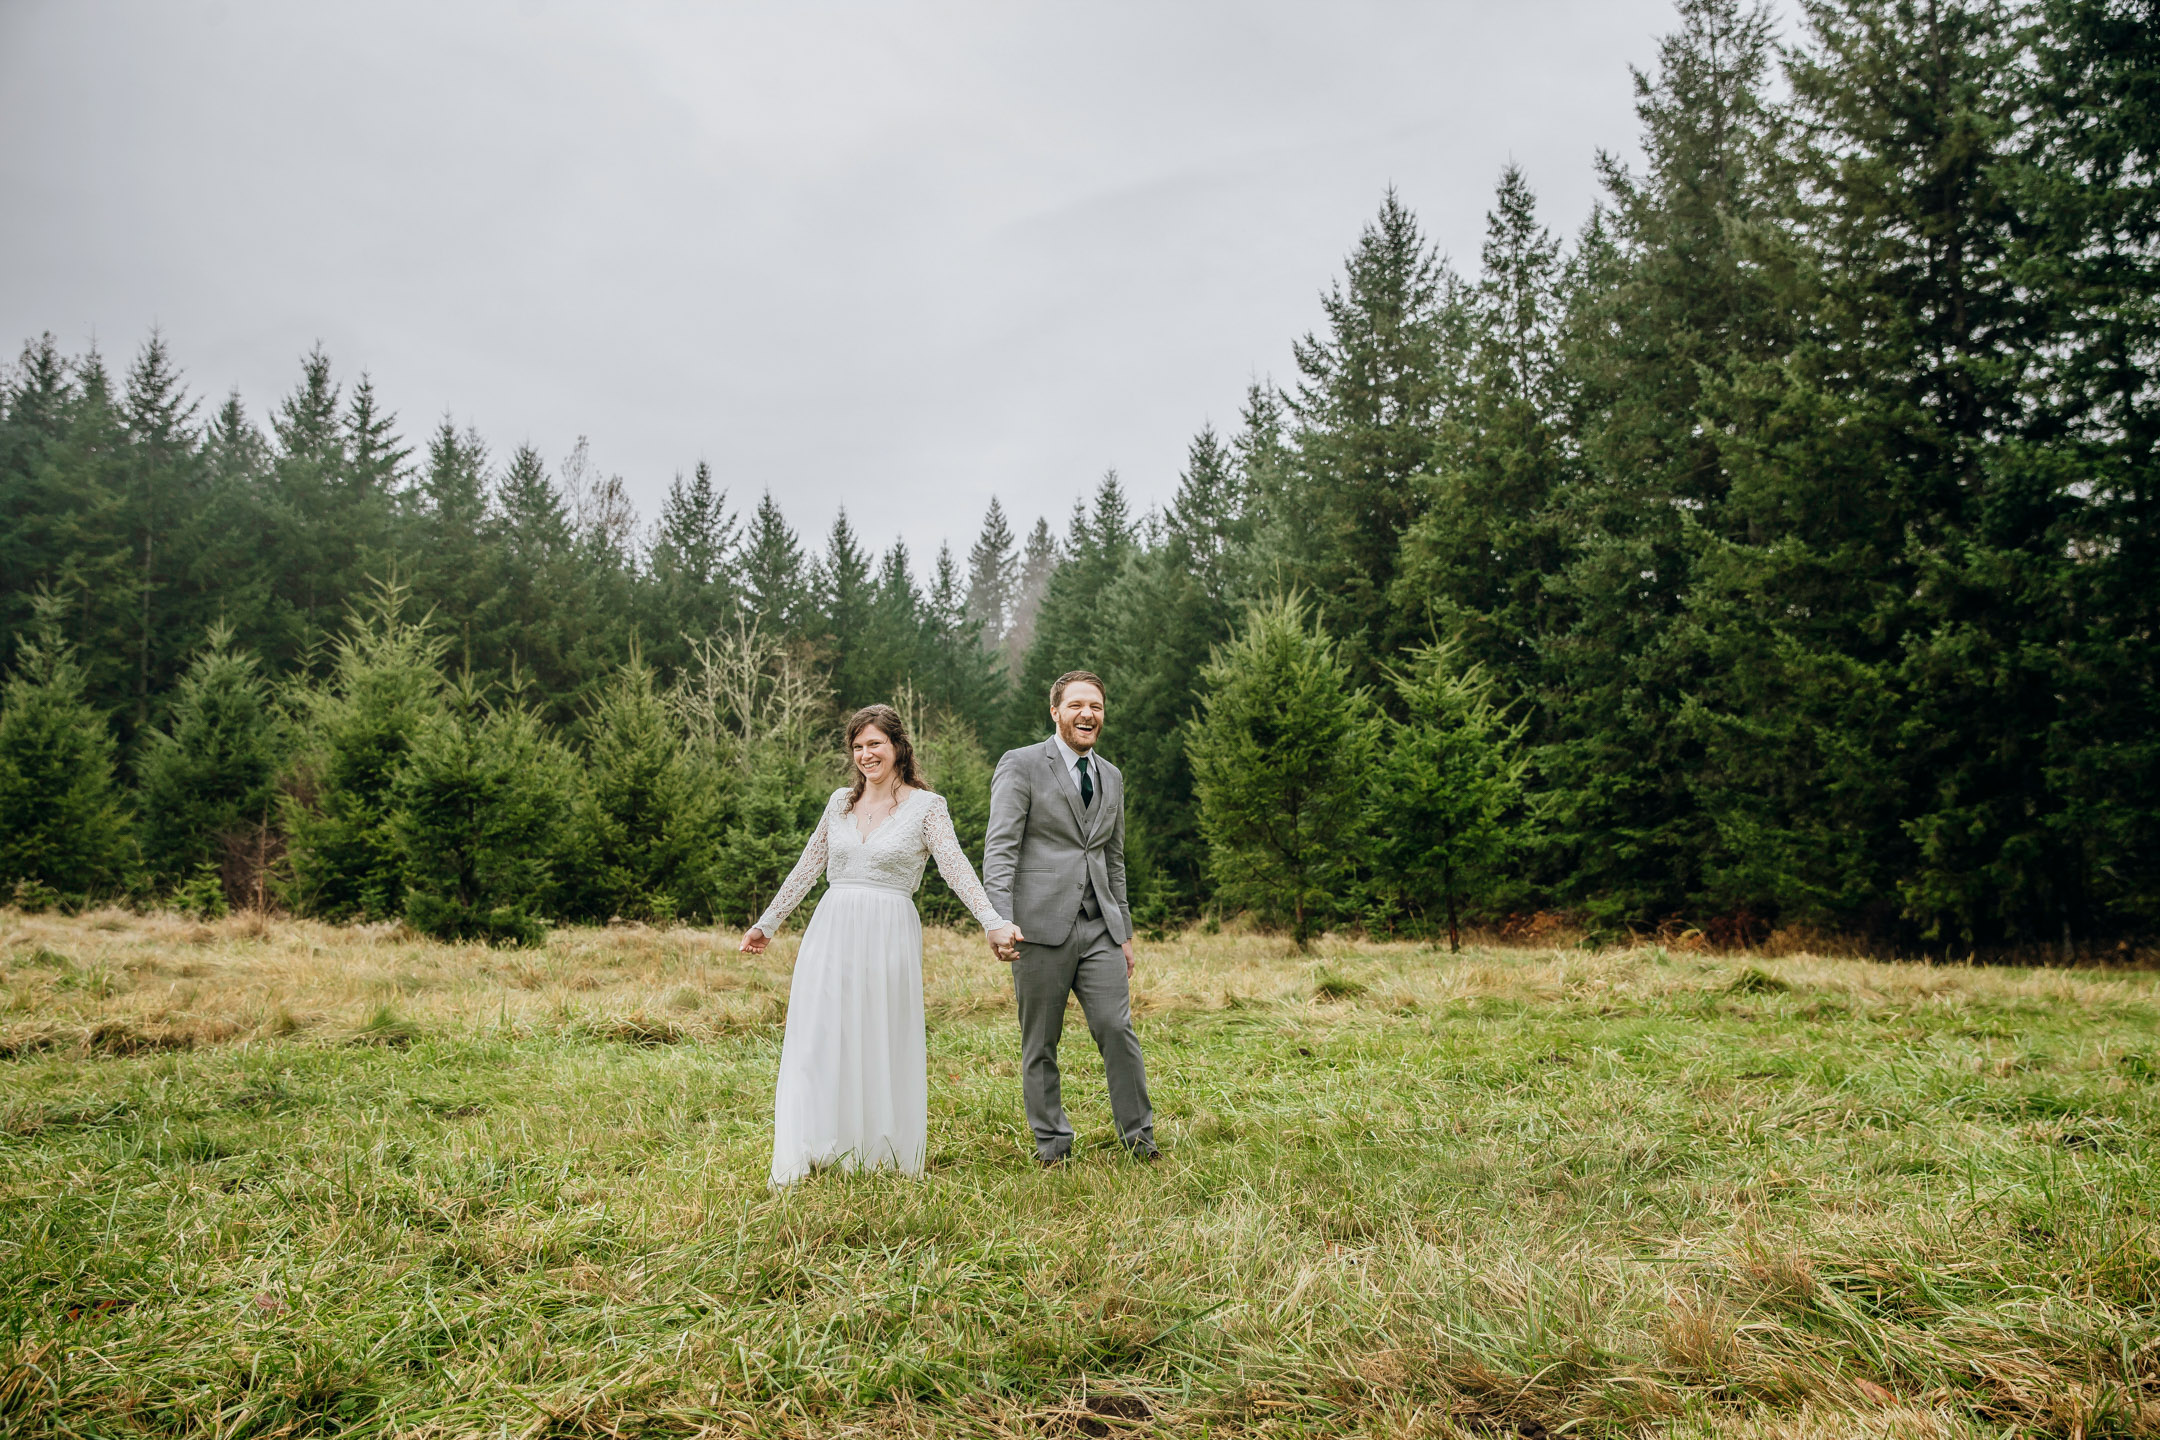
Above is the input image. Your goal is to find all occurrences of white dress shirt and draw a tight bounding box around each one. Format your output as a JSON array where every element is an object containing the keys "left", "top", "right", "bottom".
[{"left": 1049, "top": 730, "right": 1099, "bottom": 798}]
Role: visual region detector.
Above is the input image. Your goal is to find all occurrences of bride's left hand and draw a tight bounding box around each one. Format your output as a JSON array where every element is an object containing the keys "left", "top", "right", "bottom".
[{"left": 739, "top": 927, "right": 769, "bottom": 955}]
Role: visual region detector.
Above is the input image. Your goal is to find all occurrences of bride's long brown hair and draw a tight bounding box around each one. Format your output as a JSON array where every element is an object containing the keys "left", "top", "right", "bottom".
[{"left": 844, "top": 704, "right": 932, "bottom": 811}]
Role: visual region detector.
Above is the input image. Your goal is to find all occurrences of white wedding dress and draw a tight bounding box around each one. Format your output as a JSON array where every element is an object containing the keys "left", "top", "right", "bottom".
[{"left": 752, "top": 786, "right": 1006, "bottom": 1186}]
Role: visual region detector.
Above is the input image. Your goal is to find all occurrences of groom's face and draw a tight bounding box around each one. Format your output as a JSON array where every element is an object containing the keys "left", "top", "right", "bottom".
[{"left": 1052, "top": 681, "right": 1105, "bottom": 754}]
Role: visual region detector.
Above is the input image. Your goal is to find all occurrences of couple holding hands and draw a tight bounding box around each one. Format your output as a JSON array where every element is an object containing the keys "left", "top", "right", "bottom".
[{"left": 738, "top": 671, "right": 1156, "bottom": 1186}]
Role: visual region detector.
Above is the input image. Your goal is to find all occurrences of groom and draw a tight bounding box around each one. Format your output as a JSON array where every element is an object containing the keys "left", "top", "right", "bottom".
[{"left": 983, "top": 670, "right": 1157, "bottom": 1166}]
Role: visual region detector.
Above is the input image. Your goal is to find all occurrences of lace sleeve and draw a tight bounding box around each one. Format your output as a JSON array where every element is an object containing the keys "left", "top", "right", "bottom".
[
  {"left": 923, "top": 795, "right": 1007, "bottom": 932},
  {"left": 752, "top": 793, "right": 837, "bottom": 936}
]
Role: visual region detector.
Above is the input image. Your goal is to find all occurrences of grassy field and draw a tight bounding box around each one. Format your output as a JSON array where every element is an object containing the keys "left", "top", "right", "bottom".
[{"left": 2, "top": 909, "right": 2157, "bottom": 1439}]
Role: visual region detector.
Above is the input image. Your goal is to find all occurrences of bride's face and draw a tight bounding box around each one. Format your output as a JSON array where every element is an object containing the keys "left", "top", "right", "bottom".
[{"left": 852, "top": 725, "right": 896, "bottom": 786}]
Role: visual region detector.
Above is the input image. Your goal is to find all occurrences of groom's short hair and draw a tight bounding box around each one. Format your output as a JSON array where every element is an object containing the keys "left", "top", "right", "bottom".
[{"left": 1050, "top": 670, "right": 1106, "bottom": 708}]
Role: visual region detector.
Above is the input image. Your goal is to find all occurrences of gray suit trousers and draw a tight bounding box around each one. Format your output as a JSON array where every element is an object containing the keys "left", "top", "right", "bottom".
[{"left": 1011, "top": 913, "right": 1154, "bottom": 1161}]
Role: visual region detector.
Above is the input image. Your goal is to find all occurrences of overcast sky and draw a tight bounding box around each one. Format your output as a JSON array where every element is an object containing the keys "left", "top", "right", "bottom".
[{"left": 4, "top": 0, "right": 1708, "bottom": 571}]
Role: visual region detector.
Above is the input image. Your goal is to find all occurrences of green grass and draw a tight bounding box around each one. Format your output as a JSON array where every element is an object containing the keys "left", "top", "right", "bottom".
[{"left": 2, "top": 910, "right": 2158, "bottom": 1437}]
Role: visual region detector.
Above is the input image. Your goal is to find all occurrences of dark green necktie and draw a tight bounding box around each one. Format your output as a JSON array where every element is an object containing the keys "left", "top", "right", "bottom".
[{"left": 1077, "top": 755, "right": 1093, "bottom": 808}]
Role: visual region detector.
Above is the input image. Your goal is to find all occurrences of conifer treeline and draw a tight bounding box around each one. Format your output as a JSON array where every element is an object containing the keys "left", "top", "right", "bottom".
[{"left": 2, "top": 0, "right": 2153, "bottom": 953}]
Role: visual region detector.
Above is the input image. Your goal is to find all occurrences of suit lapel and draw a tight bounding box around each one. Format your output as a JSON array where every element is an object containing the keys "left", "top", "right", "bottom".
[{"left": 1042, "top": 738, "right": 1088, "bottom": 841}]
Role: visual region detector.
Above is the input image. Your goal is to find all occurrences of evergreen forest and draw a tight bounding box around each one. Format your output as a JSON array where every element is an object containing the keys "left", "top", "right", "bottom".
[{"left": 2, "top": 0, "right": 2154, "bottom": 957}]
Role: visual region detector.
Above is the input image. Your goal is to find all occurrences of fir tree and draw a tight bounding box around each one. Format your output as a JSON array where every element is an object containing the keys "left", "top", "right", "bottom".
[
  {"left": 135, "top": 624, "right": 286, "bottom": 895},
  {"left": 119, "top": 331, "right": 204, "bottom": 735},
  {"left": 649, "top": 460, "right": 741, "bottom": 667},
  {"left": 2025, "top": 0, "right": 2160, "bottom": 939},
  {"left": 964, "top": 496, "right": 1019, "bottom": 648},
  {"left": 741, "top": 490, "right": 810, "bottom": 637},
  {"left": 865, "top": 539, "right": 924, "bottom": 703},
  {"left": 284, "top": 581, "right": 447, "bottom": 921},
  {"left": 394, "top": 678, "right": 572, "bottom": 946},
  {"left": 816, "top": 510, "right": 876, "bottom": 707},
  {"left": 1535, "top": 0, "right": 1787, "bottom": 925},
  {"left": 408, "top": 420, "right": 494, "bottom": 675},
  {"left": 919, "top": 540, "right": 1005, "bottom": 731},
  {"left": 564, "top": 660, "right": 725, "bottom": 923},
  {"left": 1186, "top": 594, "right": 1378, "bottom": 948},
  {"left": 1016, "top": 473, "right": 1133, "bottom": 745},
  {"left": 0, "top": 593, "right": 132, "bottom": 906},
  {"left": 345, "top": 374, "right": 410, "bottom": 502},
  {"left": 486, "top": 444, "right": 596, "bottom": 726},
  {"left": 266, "top": 346, "right": 351, "bottom": 663},
  {"left": 1275, "top": 190, "right": 1464, "bottom": 687},
  {"left": 1004, "top": 515, "right": 1059, "bottom": 676},
  {"left": 1095, "top": 427, "right": 1251, "bottom": 917},
  {"left": 1394, "top": 165, "right": 1573, "bottom": 705},
  {"left": 1371, "top": 640, "right": 1527, "bottom": 950}
]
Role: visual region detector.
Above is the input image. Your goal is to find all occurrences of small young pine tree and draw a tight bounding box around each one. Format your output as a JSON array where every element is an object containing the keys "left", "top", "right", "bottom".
[
  {"left": 394, "top": 677, "right": 573, "bottom": 946},
  {"left": 136, "top": 623, "right": 287, "bottom": 895},
  {"left": 1372, "top": 640, "right": 1527, "bottom": 951},
  {"left": 1186, "top": 594, "right": 1379, "bottom": 948},
  {"left": 284, "top": 582, "right": 448, "bottom": 920},
  {"left": 714, "top": 741, "right": 828, "bottom": 927},
  {"left": 0, "top": 594, "right": 132, "bottom": 907},
  {"left": 566, "top": 660, "right": 724, "bottom": 923}
]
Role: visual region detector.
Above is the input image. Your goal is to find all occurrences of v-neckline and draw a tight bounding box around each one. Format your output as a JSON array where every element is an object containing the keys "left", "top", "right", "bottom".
[{"left": 849, "top": 787, "right": 918, "bottom": 844}]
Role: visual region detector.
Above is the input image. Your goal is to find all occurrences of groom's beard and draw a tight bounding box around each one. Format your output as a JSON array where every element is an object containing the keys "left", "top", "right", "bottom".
[{"left": 1057, "top": 718, "right": 1099, "bottom": 753}]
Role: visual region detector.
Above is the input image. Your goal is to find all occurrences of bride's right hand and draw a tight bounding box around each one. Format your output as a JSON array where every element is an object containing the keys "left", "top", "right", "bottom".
[{"left": 739, "top": 927, "right": 768, "bottom": 955}]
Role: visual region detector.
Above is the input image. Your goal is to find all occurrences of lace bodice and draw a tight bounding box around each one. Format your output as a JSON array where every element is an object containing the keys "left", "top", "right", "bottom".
[{"left": 751, "top": 788, "right": 1007, "bottom": 937}]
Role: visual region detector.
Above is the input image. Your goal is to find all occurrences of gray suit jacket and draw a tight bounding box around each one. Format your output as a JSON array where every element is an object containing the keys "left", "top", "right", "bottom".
[{"left": 983, "top": 737, "right": 1131, "bottom": 948}]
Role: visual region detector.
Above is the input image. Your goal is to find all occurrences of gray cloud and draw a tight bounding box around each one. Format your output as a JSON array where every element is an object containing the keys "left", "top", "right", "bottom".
[{"left": 2, "top": 0, "right": 1708, "bottom": 564}]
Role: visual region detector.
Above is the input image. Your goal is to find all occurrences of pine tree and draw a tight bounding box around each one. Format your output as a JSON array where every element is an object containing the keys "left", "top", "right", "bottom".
[
  {"left": 136, "top": 624, "right": 286, "bottom": 895},
  {"left": 2025, "top": 0, "right": 2160, "bottom": 940},
  {"left": 740, "top": 490, "right": 810, "bottom": 637},
  {"left": 1535, "top": 0, "right": 1788, "bottom": 925},
  {"left": 964, "top": 497, "right": 1019, "bottom": 649},
  {"left": 1095, "top": 427, "right": 1251, "bottom": 918},
  {"left": 1683, "top": 0, "right": 2030, "bottom": 943},
  {"left": 648, "top": 460, "right": 741, "bottom": 670},
  {"left": 816, "top": 509, "right": 876, "bottom": 706},
  {"left": 119, "top": 331, "right": 205, "bottom": 736},
  {"left": 20, "top": 345, "right": 137, "bottom": 723},
  {"left": 394, "top": 678, "right": 573, "bottom": 946},
  {"left": 407, "top": 420, "right": 495, "bottom": 675},
  {"left": 864, "top": 539, "right": 924, "bottom": 703},
  {"left": 266, "top": 346, "right": 351, "bottom": 665},
  {"left": 345, "top": 375, "right": 410, "bottom": 503},
  {"left": 1186, "top": 594, "right": 1378, "bottom": 947},
  {"left": 1274, "top": 190, "right": 1464, "bottom": 687},
  {"left": 1394, "top": 165, "right": 1573, "bottom": 705},
  {"left": 1016, "top": 473, "right": 1134, "bottom": 744},
  {"left": 0, "top": 593, "right": 132, "bottom": 907},
  {"left": 564, "top": 660, "right": 725, "bottom": 923},
  {"left": 1371, "top": 640, "right": 1527, "bottom": 950},
  {"left": 486, "top": 444, "right": 596, "bottom": 726},
  {"left": 0, "top": 338, "right": 77, "bottom": 654},
  {"left": 914, "top": 541, "right": 992, "bottom": 727},
  {"left": 284, "top": 580, "right": 448, "bottom": 920},
  {"left": 1004, "top": 515, "right": 1060, "bottom": 677},
  {"left": 191, "top": 388, "right": 281, "bottom": 673}
]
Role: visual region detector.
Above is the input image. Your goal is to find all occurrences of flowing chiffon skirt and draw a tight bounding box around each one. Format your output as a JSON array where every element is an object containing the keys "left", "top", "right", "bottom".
[{"left": 769, "top": 882, "right": 928, "bottom": 1186}]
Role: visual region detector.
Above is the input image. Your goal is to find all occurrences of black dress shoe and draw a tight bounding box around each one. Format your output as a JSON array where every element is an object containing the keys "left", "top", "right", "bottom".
[{"left": 1038, "top": 1153, "right": 1068, "bottom": 1169}]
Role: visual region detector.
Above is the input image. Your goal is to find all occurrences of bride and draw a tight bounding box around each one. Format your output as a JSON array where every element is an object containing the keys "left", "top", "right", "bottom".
[{"left": 739, "top": 703, "right": 1022, "bottom": 1186}]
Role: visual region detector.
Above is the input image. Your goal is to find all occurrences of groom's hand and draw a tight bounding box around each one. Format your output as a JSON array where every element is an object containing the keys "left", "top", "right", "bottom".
[
  {"left": 1121, "top": 939, "right": 1134, "bottom": 978},
  {"left": 989, "top": 924, "right": 1024, "bottom": 963}
]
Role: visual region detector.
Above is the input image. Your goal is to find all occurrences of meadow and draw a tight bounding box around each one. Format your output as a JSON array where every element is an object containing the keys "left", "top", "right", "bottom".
[{"left": 2, "top": 909, "right": 2156, "bottom": 1439}]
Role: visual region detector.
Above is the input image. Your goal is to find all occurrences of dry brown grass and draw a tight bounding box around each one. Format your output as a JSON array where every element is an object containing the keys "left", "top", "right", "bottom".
[{"left": 4, "top": 908, "right": 2158, "bottom": 1437}]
